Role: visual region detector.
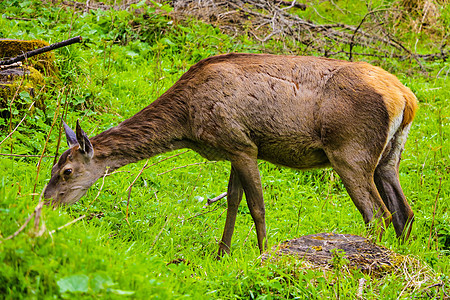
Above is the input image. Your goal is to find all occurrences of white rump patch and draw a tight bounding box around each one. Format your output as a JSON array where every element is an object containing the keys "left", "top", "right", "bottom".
[{"left": 377, "top": 111, "right": 405, "bottom": 166}]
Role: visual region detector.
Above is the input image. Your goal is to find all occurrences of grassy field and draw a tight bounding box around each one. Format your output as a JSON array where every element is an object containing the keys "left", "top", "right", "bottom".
[{"left": 0, "top": 0, "right": 449, "bottom": 298}]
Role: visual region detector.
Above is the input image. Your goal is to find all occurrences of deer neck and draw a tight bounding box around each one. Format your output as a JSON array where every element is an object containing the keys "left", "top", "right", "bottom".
[{"left": 90, "top": 97, "right": 188, "bottom": 171}]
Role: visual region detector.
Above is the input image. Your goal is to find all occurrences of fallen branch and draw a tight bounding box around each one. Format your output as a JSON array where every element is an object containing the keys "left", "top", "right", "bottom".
[
  {"left": 126, "top": 160, "right": 149, "bottom": 224},
  {"left": 3, "top": 16, "right": 33, "bottom": 21},
  {"left": 0, "top": 62, "right": 22, "bottom": 69},
  {"left": 0, "top": 101, "right": 35, "bottom": 148},
  {"left": 0, "top": 36, "right": 82, "bottom": 66},
  {"left": 0, "top": 153, "right": 55, "bottom": 158},
  {"left": 49, "top": 214, "right": 86, "bottom": 234},
  {"left": 204, "top": 192, "right": 227, "bottom": 207},
  {"left": 186, "top": 205, "right": 221, "bottom": 221},
  {"left": 2, "top": 207, "right": 37, "bottom": 242},
  {"left": 175, "top": 0, "right": 448, "bottom": 66},
  {"left": 276, "top": 0, "right": 307, "bottom": 10},
  {"left": 157, "top": 161, "right": 216, "bottom": 176},
  {"left": 2, "top": 190, "right": 45, "bottom": 242}
]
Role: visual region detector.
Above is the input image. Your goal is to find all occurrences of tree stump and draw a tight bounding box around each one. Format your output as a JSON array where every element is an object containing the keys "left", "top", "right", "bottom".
[
  {"left": 261, "top": 233, "right": 398, "bottom": 276},
  {"left": 0, "top": 39, "right": 53, "bottom": 117}
]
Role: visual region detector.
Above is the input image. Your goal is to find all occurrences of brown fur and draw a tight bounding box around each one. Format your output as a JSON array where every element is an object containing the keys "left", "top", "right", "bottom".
[
  {"left": 357, "top": 63, "right": 417, "bottom": 128},
  {"left": 44, "top": 53, "right": 417, "bottom": 255}
]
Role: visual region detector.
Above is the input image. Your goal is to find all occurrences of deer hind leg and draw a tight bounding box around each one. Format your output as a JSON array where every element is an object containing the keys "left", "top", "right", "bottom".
[
  {"left": 218, "top": 167, "right": 244, "bottom": 257},
  {"left": 228, "top": 153, "right": 267, "bottom": 254},
  {"left": 374, "top": 124, "right": 414, "bottom": 240},
  {"left": 325, "top": 148, "right": 392, "bottom": 240}
]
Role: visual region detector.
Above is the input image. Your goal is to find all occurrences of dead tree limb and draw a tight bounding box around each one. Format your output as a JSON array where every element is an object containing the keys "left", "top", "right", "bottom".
[
  {"left": 175, "top": 0, "right": 448, "bottom": 66},
  {"left": 205, "top": 192, "right": 228, "bottom": 207},
  {"left": 275, "top": 0, "right": 307, "bottom": 10},
  {"left": 0, "top": 36, "right": 82, "bottom": 66}
]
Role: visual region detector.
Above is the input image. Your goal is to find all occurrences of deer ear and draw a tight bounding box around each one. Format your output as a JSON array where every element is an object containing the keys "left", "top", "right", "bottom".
[
  {"left": 76, "top": 119, "right": 94, "bottom": 159},
  {"left": 63, "top": 120, "right": 78, "bottom": 148}
]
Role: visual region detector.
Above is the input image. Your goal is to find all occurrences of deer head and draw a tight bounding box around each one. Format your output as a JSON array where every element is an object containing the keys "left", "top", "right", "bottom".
[{"left": 44, "top": 120, "right": 101, "bottom": 205}]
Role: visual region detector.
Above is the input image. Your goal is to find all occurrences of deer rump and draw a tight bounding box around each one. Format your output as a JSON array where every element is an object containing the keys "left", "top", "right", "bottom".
[{"left": 44, "top": 53, "right": 417, "bottom": 256}]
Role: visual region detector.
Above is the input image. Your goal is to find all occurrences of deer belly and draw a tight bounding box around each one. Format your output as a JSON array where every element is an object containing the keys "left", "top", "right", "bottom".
[
  {"left": 258, "top": 144, "right": 330, "bottom": 170},
  {"left": 187, "top": 142, "right": 229, "bottom": 161}
]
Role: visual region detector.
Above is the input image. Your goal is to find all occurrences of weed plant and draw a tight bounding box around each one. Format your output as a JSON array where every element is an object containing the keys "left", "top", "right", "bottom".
[{"left": 0, "top": 0, "right": 449, "bottom": 298}]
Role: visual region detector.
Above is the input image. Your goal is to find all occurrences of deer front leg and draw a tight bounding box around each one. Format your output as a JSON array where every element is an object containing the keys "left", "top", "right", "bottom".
[
  {"left": 218, "top": 167, "right": 244, "bottom": 257},
  {"left": 229, "top": 153, "right": 267, "bottom": 254}
]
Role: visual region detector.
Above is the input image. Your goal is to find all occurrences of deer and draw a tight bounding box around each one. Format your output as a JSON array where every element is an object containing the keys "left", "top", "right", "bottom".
[{"left": 44, "top": 53, "right": 418, "bottom": 256}]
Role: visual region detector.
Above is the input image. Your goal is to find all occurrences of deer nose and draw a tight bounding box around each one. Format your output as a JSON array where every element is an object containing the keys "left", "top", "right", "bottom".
[{"left": 43, "top": 188, "right": 52, "bottom": 200}]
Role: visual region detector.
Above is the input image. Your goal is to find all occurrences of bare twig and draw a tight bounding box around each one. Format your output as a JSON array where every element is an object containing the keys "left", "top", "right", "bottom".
[
  {"left": 34, "top": 188, "right": 45, "bottom": 231},
  {"left": 420, "top": 148, "right": 430, "bottom": 186},
  {"left": 0, "top": 153, "right": 55, "bottom": 158},
  {"left": 54, "top": 96, "right": 71, "bottom": 166},
  {"left": 2, "top": 192, "right": 45, "bottom": 242},
  {"left": 49, "top": 214, "right": 86, "bottom": 234},
  {"left": 186, "top": 164, "right": 205, "bottom": 201},
  {"left": 126, "top": 160, "right": 149, "bottom": 223},
  {"left": 32, "top": 87, "right": 64, "bottom": 202},
  {"left": 141, "top": 150, "right": 190, "bottom": 171},
  {"left": 349, "top": 10, "right": 390, "bottom": 61},
  {"left": 276, "top": 0, "right": 307, "bottom": 10},
  {"left": 186, "top": 205, "right": 221, "bottom": 221},
  {"left": 205, "top": 192, "right": 227, "bottom": 207},
  {"left": 357, "top": 278, "right": 366, "bottom": 299},
  {"left": 87, "top": 168, "right": 110, "bottom": 211},
  {"left": 386, "top": 34, "right": 427, "bottom": 72},
  {"left": 7, "top": 74, "right": 25, "bottom": 153},
  {"left": 2, "top": 209, "right": 35, "bottom": 242},
  {"left": 321, "top": 171, "right": 335, "bottom": 210},
  {"left": 0, "top": 36, "right": 83, "bottom": 66},
  {"left": 0, "top": 101, "right": 35, "bottom": 148},
  {"left": 427, "top": 177, "right": 442, "bottom": 249},
  {"left": 147, "top": 215, "right": 171, "bottom": 254},
  {"left": 3, "top": 16, "right": 33, "bottom": 21},
  {"left": 242, "top": 223, "right": 255, "bottom": 248},
  {"left": 157, "top": 161, "right": 216, "bottom": 176},
  {"left": 126, "top": 160, "right": 150, "bottom": 192},
  {"left": 0, "top": 62, "right": 22, "bottom": 69},
  {"left": 249, "top": 30, "right": 282, "bottom": 42}
]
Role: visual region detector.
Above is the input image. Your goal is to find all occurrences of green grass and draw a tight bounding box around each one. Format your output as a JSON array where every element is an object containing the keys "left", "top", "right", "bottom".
[{"left": 1, "top": 0, "right": 449, "bottom": 298}]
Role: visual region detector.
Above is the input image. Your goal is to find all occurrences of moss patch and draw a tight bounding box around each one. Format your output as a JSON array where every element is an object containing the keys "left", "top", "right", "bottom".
[
  {"left": 0, "top": 39, "right": 56, "bottom": 74},
  {"left": 0, "top": 66, "right": 45, "bottom": 114}
]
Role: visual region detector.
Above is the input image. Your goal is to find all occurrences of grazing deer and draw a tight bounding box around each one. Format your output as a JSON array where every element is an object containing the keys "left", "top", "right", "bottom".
[{"left": 44, "top": 53, "right": 417, "bottom": 256}]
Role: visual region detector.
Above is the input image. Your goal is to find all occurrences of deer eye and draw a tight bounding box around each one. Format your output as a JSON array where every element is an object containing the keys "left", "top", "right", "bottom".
[{"left": 63, "top": 168, "right": 73, "bottom": 176}]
